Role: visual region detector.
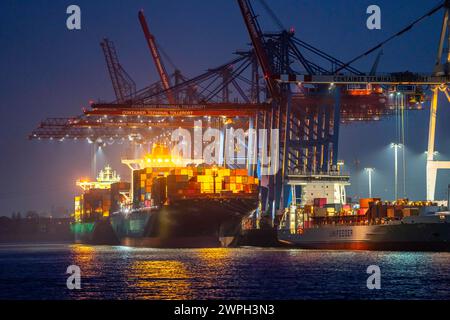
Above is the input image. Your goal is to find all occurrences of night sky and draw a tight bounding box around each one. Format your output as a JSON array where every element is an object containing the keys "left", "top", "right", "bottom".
[{"left": 1, "top": 0, "right": 449, "bottom": 217}]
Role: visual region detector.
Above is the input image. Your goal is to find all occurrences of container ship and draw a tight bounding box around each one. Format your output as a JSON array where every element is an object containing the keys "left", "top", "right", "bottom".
[
  {"left": 72, "top": 166, "right": 129, "bottom": 244},
  {"left": 72, "top": 145, "right": 259, "bottom": 247},
  {"left": 278, "top": 181, "right": 450, "bottom": 251}
]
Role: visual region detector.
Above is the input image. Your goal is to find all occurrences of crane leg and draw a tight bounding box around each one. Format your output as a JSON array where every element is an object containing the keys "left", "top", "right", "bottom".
[{"left": 426, "top": 87, "right": 439, "bottom": 200}]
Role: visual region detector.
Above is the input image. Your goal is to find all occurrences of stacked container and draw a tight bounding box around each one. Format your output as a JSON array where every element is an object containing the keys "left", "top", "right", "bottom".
[{"left": 132, "top": 165, "right": 259, "bottom": 207}]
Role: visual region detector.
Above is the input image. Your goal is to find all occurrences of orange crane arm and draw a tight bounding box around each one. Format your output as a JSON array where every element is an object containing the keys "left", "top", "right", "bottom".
[
  {"left": 237, "top": 0, "right": 279, "bottom": 99},
  {"left": 138, "top": 10, "right": 176, "bottom": 104}
]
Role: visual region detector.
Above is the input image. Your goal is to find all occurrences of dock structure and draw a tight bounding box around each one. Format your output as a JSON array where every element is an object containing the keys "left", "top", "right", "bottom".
[{"left": 30, "top": 0, "right": 450, "bottom": 220}]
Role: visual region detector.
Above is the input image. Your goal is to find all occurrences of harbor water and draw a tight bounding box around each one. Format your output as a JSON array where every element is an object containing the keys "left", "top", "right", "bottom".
[{"left": 1, "top": 243, "right": 450, "bottom": 300}]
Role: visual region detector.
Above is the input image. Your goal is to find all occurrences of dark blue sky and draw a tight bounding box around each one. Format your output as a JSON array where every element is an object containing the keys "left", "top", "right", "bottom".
[{"left": 1, "top": 0, "right": 449, "bottom": 216}]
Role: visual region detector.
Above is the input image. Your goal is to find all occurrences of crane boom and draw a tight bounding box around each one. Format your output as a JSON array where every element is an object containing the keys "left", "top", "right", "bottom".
[
  {"left": 100, "top": 38, "right": 136, "bottom": 103},
  {"left": 138, "top": 10, "right": 176, "bottom": 104},
  {"left": 237, "top": 0, "right": 279, "bottom": 99}
]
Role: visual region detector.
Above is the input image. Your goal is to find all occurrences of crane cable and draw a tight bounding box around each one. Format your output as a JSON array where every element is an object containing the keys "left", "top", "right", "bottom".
[
  {"left": 156, "top": 41, "right": 180, "bottom": 72},
  {"left": 334, "top": 0, "right": 445, "bottom": 74},
  {"left": 257, "top": 0, "right": 286, "bottom": 31}
]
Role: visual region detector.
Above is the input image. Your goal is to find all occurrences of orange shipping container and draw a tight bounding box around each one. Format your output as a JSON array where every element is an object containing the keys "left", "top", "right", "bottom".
[{"left": 360, "top": 198, "right": 381, "bottom": 209}]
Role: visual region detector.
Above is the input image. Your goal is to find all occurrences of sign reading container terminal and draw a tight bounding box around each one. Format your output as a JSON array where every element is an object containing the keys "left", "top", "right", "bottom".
[
  {"left": 274, "top": 74, "right": 450, "bottom": 85},
  {"left": 84, "top": 104, "right": 268, "bottom": 117},
  {"left": 123, "top": 110, "right": 195, "bottom": 116}
]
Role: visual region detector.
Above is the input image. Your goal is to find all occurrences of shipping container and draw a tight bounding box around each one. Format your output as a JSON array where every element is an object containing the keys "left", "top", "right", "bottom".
[
  {"left": 360, "top": 198, "right": 381, "bottom": 209},
  {"left": 313, "top": 198, "right": 327, "bottom": 208}
]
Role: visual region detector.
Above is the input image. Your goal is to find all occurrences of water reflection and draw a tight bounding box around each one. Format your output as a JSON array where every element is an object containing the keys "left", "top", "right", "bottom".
[
  {"left": 129, "top": 260, "right": 191, "bottom": 299},
  {"left": 196, "top": 248, "right": 231, "bottom": 268},
  {"left": 3, "top": 244, "right": 450, "bottom": 299},
  {"left": 69, "top": 244, "right": 96, "bottom": 274}
]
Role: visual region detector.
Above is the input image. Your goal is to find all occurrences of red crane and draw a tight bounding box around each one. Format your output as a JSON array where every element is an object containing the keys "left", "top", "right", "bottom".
[
  {"left": 237, "top": 0, "right": 279, "bottom": 99},
  {"left": 138, "top": 10, "right": 176, "bottom": 104}
]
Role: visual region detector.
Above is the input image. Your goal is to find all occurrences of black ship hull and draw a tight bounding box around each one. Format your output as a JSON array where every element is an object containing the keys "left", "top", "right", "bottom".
[
  {"left": 111, "top": 197, "right": 258, "bottom": 248},
  {"left": 71, "top": 220, "right": 119, "bottom": 245}
]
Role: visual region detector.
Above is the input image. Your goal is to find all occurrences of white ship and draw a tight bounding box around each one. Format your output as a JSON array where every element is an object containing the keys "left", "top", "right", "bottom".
[
  {"left": 278, "top": 172, "right": 450, "bottom": 251},
  {"left": 279, "top": 213, "right": 450, "bottom": 251}
]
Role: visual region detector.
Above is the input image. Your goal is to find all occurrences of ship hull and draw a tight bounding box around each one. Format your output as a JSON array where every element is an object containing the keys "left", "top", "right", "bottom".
[
  {"left": 111, "top": 197, "right": 258, "bottom": 248},
  {"left": 278, "top": 222, "right": 450, "bottom": 251},
  {"left": 71, "top": 220, "right": 119, "bottom": 245},
  {"left": 120, "top": 236, "right": 222, "bottom": 248}
]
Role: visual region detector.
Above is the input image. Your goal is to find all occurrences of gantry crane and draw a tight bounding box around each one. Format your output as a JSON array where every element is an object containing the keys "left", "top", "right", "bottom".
[
  {"left": 237, "top": 0, "right": 279, "bottom": 99},
  {"left": 100, "top": 38, "right": 136, "bottom": 103},
  {"left": 237, "top": 0, "right": 450, "bottom": 212},
  {"left": 427, "top": 0, "right": 450, "bottom": 201},
  {"left": 238, "top": 0, "right": 284, "bottom": 216},
  {"left": 30, "top": 0, "right": 450, "bottom": 207},
  {"left": 263, "top": 0, "right": 450, "bottom": 201},
  {"left": 138, "top": 10, "right": 176, "bottom": 105},
  {"left": 238, "top": 0, "right": 346, "bottom": 214}
]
